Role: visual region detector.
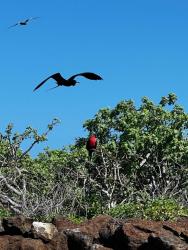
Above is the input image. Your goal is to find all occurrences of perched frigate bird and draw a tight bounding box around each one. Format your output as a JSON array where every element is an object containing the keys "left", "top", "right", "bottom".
[
  {"left": 86, "top": 134, "right": 97, "bottom": 160},
  {"left": 8, "top": 17, "right": 40, "bottom": 28},
  {"left": 33, "top": 72, "right": 103, "bottom": 91}
]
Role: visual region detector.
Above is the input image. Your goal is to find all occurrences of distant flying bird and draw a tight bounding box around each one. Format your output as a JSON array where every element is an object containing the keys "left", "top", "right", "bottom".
[
  {"left": 86, "top": 134, "right": 97, "bottom": 160},
  {"left": 8, "top": 17, "right": 39, "bottom": 28},
  {"left": 33, "top": 72, "right": 103, "bottom": 91}
]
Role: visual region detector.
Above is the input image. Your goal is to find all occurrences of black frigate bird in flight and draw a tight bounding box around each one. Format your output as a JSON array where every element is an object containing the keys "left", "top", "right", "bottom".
[
  {"left": 33, "top": 72, "right": 103, "bottom": 91},
  {"left": 8, "top": 17, "right": 40, "bottom": 28}
]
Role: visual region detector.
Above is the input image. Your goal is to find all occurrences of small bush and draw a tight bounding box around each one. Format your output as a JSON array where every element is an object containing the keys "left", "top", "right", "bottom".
[
  {"left": 107, "top": 202, "right": 142, "bottom": 219},
  {"left": 143, "top": 198, "right": 188, "bottom": 220},
  {"left": 0, "top": 208, "right": 12, "bottom": 218},
  {"left": 107, "top": 198, "right": 188, "bottom": 221},
  {"left": 67, "top": 214, "right": 85, "bottom": 224}
]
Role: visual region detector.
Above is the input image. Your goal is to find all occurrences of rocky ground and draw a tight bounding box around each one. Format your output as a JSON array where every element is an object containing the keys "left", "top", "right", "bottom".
[{"left": 0, "top": 215, "right": 187, "bottom": 249}]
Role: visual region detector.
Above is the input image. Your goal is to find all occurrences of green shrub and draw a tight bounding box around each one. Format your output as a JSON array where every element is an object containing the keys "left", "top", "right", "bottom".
[
  {"left": 0, "top": 208, "right": 12, "bottom": 218},
  {"left": 143, "top": 198, "right": 188, "bottom": 220},
  {"left": 67, "top": 214, "right": 85, "bottom": 224},
  {"left": 107, "top": 198, "right": 188, "bottom": 221},
  {"left": 107, "top": 202, "right": 142, "bottom": 219}
]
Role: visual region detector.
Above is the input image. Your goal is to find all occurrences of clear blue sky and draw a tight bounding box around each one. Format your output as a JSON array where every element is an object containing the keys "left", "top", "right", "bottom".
[{"left": 1, "top": 0, "right": 188, "bottom": 156}]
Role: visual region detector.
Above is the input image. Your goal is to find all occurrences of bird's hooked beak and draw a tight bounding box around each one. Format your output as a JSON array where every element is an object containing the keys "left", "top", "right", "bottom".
[{"left": 74, "top": 81, "right": 79, "bottom": 86}]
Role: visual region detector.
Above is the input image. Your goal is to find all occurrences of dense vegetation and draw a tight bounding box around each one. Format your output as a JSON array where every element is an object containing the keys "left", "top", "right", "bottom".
[{"left": 0, "top": 93, "right": 187, "bottom": 221}]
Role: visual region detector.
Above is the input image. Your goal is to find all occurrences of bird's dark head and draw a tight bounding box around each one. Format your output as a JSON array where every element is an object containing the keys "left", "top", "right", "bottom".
[
  {"left": 90, "top": 134, "right": 96, "bottom": 139},
  {"left": 71, "top": 79, "right": 78, "bottom": 86}
]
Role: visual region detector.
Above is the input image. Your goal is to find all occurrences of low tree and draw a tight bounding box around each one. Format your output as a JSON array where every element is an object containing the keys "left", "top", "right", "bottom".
[
  {"left": 0, "top": 118, "right": 60, "bottom": 216},
  {"left": 80, "top": 93, "right": 188, "bottom": 212}
]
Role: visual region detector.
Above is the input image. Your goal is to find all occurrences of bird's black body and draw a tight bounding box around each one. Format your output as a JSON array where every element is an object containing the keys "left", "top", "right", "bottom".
[
  {"left": 33, "top": 72, "right": 103, "bottom": 91},
  {"left": 19, "top": 19, "right": 29, "bottom": 25},
  {"left": 8, "top": 17, "right": 39, "bottom": 28}
]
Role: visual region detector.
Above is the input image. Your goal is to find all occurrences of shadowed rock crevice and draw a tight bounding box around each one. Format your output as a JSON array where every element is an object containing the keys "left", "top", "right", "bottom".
[
  {"left": 180, "top": 232, "right": 188, "bottom": 243},
  {"left": 1, "top": 216, "right": 33, "bottom": 237}
]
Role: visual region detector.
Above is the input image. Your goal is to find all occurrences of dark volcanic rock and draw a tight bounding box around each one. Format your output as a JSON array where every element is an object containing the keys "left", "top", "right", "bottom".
[
  {"left": 2, "top": 216, "right": 33, "bottom": 236},
  {"left": 47, "top": 231, "right": 69, "bottom": 250},
  {"left": 0, "top": 235, "right": 47, "bottom": 250},
  {"left": 20, "top": 237, "right": 48, "bottom": 250},
  {"left": 64, "top": 215, "right": 113, "bottom": 250},
  {"left": 0, "top": 215, "right": 187, "bottom": 249},
  {"left": 120, "top": 219, "right": 188, "bottom": 250},
  {"left": 99, "top": 218, "right": 188, "bottom": 250},
  {"left": 147, "top": 233, "right": 188, "bottom": 250},
  {"left": 0, "top": 235, "right": 24, "bottom": 250},
  {"left": 65, "top": 228, "right": 93, "bottom": 250},
  {"left": 99, "top": 219, "right": 150, "bottom": 250},
  {"left": 52, "top": 216, "right": 77, "bottom": 232},
  {"left": 99, "top": 218, "right": 122, "bottom": 247},
  {"left": 79, "top": 215, "right": 113, "bottom": 239}
]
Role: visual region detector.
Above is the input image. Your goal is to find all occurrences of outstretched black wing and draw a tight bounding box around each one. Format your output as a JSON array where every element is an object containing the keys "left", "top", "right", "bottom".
[
  {"left": 28, "top": 17, "right": 40, "bottom": 22},
  {"left": 68, "top": 72, "right": 103, "bottom": 81},
  {"left": 51, "top": 72, "right": 66, "bottom": 83},
  {"left": 33, "top": 76, "right": 52, "bottom": 91},
  {"left": 8, "top": 22, "right": 19, "bottom": 28},
  {"left": 24, "top": 19, "right": 30, "bottom": 23},
  {"left": 33, "top": 73, "right": 64, "bottom": 91}
]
